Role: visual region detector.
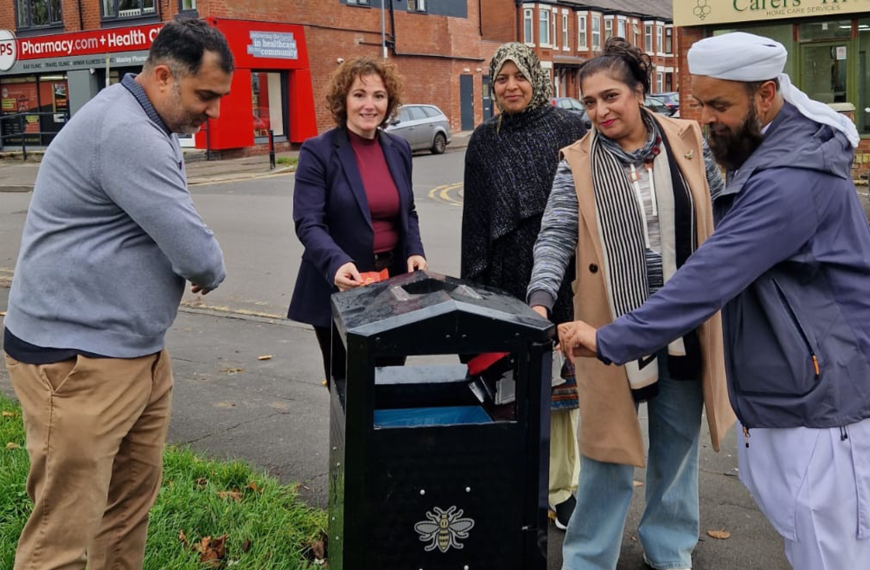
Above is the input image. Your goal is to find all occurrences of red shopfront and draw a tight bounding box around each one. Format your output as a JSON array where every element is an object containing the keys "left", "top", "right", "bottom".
[
  {"left": 0, "top": 19, "right": 317, "bottom": 151},
  {"left": 195, "top": 18, "right": 318, "bottom": 151}
]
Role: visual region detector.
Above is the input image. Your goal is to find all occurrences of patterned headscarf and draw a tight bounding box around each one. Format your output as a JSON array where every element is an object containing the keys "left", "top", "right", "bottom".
[{"left": 489, "top": 42, "right": 552, "bottom": 114}]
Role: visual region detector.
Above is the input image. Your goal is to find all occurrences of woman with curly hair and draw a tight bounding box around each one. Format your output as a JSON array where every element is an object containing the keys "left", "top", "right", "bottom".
[
  {"left": 527, "top": 38, "right": 733, "bottom": 569},
  {"left": 288, "top": 57, "right": 427, "bottom": 386}
]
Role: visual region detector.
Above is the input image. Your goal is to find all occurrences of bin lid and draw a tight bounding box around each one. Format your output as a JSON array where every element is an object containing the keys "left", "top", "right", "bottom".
[{"left": 331, "top": 270, "right": 553, "bottom": 343}]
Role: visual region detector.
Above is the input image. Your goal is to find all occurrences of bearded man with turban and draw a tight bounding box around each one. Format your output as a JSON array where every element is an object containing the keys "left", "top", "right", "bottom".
[{"left": 557, "top": 32, "right": 870, "bottom": 570}]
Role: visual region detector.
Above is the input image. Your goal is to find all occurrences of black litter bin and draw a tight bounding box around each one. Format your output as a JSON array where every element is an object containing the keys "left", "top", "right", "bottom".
[{"left": 328, "top": 270, "right": 554, "bottom": 570}]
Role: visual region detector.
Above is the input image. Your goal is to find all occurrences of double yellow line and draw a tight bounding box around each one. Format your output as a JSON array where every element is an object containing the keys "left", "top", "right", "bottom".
[{"left": 428, "top": 183, "right": 463, "bottom": 207}]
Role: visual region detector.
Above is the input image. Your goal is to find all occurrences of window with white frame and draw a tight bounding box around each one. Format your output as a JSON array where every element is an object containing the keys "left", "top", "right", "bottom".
[
  {"left": 604, "top": 17, "right": 613, "bottom": 41},
  {"left": 562, "top": 12, "right": 569, "bottom": 49},
  {"left": 665, "top": 27, "right": 673, "bottom": 54},
  {"left": 180, "top": 0, "right": 196, "bottom": 11},
  {"left": 103, "top": 0, "right": 157, "bottom": 19},
  {"left": 657, "top": 24, "right": 664, "bottom": 54},
  {"left": 617, "top": 18, "right": 626, "bottom": 39},
  {"left": 578, "top": 13, "right": 587, "bottom": 49},
  {"left": 645, "top": 24, "right": 653, "bottom": 53},
  {"left": 552, "top": 9, "right": 558, "bottom": 48},
  {"left": 524, "top": 9, "right": 534, "bottom": 44},
  {"left": 592, "top": 15, "right": 601, "bottom": 50},
  {"left": 657, "top": 71, "right": 664, "bottom": 94},
  {"left": 540, "top": 9, "right": 551, "bottom": 46},
  {"left": 634, "top": 22, "right": 641, "bottom": 46},
  {"left": 347, "top": 0, "right": 370, "bottom": 5}
]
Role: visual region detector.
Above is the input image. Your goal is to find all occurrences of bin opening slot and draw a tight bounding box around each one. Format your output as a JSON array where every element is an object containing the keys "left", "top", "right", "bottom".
[{"left": 374, "top": 405, "right": 493, "bottom": 428}]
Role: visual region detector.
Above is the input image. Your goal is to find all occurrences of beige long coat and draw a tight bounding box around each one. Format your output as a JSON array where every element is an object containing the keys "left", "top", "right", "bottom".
[{"left": 562, "top": 112, "right": 735, "bottom": 467}]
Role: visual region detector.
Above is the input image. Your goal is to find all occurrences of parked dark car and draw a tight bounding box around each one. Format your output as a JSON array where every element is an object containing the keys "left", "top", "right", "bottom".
[
  {"left": 385, "top": 104, "right": 451, "bottom": 154},
  {"left": 550, "top": 97, "right": 592, "bottom": 129},
  {"left": 650, "top": 92, "right": 680, "bottom": 116}
]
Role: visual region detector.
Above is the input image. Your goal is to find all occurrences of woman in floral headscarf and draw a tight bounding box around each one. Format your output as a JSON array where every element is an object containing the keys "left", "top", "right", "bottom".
[{"left": 460, "top": 42, "right": 587, "bottom": 530}]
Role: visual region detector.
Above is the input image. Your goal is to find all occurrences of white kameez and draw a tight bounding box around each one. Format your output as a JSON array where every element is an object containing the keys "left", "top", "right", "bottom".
[{"left": 737, "top": 417, "right": 870, "bottom": 570}]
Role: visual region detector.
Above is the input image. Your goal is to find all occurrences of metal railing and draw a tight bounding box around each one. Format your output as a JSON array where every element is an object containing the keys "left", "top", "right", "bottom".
[{"left": 0, "top": 111, "right": 70, "bottom": 160}]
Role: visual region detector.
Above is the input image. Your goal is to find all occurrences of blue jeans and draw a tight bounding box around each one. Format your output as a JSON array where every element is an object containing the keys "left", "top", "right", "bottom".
[{"left": 562, "top": 356, "right": 703, "bottom": 570}]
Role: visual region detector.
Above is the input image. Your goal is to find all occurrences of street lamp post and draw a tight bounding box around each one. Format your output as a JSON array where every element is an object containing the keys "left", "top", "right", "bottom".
[{"left": 380, "top": 0, "right": 388, "bottom": 60}]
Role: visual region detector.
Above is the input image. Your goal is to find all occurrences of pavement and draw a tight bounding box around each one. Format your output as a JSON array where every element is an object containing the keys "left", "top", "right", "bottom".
[{"left": 0, "top": 131, "right": 474, "bottom": 192}]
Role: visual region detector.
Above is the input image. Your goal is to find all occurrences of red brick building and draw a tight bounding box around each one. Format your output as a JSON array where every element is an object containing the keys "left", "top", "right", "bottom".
[
  {"left": 0, "top": 0, "right": 507, "bottom": 154},
  {"left": 486, "top": 1, "right": 679, "bottom": 101}
]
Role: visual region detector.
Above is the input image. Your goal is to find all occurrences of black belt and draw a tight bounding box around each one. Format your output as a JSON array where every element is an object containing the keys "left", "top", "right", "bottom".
[{"left": 373, "top": 250, "right": 396, "bottom": 271}]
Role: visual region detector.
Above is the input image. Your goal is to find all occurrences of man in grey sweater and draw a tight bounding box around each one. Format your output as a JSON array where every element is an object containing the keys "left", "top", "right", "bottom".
[{"left": 2, "top": 18, "right": 232, "bottom": 570}]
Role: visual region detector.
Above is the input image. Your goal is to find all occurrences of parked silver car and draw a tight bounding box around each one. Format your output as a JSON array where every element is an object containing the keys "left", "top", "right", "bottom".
[{"left": 385, "top": 104, "right": 452, "bottom": 154}]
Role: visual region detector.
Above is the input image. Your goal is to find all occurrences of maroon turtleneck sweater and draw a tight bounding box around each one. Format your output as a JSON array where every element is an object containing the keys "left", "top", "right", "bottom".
[{"left": 348, "top": 129, "right": 401, "bottom": 253}]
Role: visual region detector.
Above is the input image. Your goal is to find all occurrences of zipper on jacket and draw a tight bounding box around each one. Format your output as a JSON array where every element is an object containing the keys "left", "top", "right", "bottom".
[
  {"left": 743, "top": 424, "right": 751, "bottom": 448},
  {"left": 840, "top": 425, "right": 850, "bottom": 441},
  {"left": 772, "top": 279, "right": 821, "bottom": 381}
]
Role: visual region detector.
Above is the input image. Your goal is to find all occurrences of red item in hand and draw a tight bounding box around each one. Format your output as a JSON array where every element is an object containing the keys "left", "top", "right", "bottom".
[{"left": 359, "top": 269, "right": 389, "bottom": 285}]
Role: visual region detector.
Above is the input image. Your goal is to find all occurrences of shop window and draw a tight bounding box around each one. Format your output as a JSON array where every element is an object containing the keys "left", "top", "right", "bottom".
[
  {"left": 859, "top": 19, "right": 870, "bottom": 134},
  {"left": 102, "top": 0, "right": 157, "bottom": 20},
  {"left": 0, "top": 75, "right": 68, "bottom": 148},
  {"left": 16, "top": 0, "right": 63, "bottom": 30},
  {"left": 252, "top": 72, "right": 286, "bottom": 139},
  {"left": 179, "top": 0, "right": 196, "bottom": 12},
  {"left": 800, "top": 20, "right": 852, "bottom": 41},
  {"left": 524, "top": 9, "right": 533, "bottom": 44}
]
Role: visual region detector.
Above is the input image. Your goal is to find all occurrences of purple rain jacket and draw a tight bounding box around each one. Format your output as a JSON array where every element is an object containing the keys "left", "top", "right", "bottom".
[{"left": 596, "top": 102, "right": 870, "bottom": 430}]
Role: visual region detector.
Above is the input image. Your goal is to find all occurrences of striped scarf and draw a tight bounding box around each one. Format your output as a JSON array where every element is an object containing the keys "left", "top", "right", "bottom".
[{"left": 590, "top": 127, "right": 701, "bottom": 400}]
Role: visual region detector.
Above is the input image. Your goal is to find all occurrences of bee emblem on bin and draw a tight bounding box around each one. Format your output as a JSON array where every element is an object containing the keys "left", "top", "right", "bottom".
[{"left": 414, "top": 506, "right": 475, "bottom": 553}]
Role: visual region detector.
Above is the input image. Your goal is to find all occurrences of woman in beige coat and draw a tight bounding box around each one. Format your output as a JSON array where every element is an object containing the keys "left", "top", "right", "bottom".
[{"left": 527, "top": 38, "right": 734, "bottom": 570}]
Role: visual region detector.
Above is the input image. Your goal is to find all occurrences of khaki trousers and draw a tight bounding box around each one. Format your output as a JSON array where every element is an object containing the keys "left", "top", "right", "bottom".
[
  {"left": 5, "top": 350, "right": 173, "bottom": 570},
  {"left": 549, "top": 408, "right": 580, "bottom": 506}
]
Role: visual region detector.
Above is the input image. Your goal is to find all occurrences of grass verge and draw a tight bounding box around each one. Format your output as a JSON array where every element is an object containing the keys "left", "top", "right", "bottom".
[
  {"left": 276, "top": 157, "right": 298, "bottom": 167},
  {"left": 0, "top": 393, "right": 326, "bottom": 569}
]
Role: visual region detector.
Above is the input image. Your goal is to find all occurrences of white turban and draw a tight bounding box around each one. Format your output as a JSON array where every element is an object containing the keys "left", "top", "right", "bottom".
[{"left": 689, "top": 32, "right": 859, "bottom": 148}]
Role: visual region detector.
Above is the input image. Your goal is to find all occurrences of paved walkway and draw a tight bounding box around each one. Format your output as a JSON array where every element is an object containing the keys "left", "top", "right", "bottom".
[{"left": 0, "top": 131, "right": 473, "bottom": 192}]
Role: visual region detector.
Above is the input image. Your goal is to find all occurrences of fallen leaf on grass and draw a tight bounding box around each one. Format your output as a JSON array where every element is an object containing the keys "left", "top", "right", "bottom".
[
  {"left": 2, "top": 411, "right": 17, "bottom": 418},
  {"left": 707, "top": 529, "right": 731, "bottom": 540},
  {"left": 6, "top": 442, "right": 20, "bottom": 450},
  {"left": 196, "top": 535, "right": 228, "bottom": 567},
  {"left": 304, "top": 531, "right": 328, "bottom": 563},
  {"left": 241, "top": 539, "right": 251, "bottom": 553},
  {"left": 245, "top": 482, "right": 260, "bottom": 494},
  {"left": 178, "top": 529, "right": 190, "bottom": 548},
  {"left": 195, "top": 477, "right": 208, "bottom": 488},
  {"left": 217, "top": 490, "right": 242, "bottom": 502},
  {"left": 258, "top": 355, "right": 273, "bottom": 361}
]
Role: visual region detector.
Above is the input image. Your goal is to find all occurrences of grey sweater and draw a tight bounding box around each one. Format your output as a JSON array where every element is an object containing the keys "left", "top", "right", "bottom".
[{"left": 5, "top": 79, "right": 225, "bottom": 358}]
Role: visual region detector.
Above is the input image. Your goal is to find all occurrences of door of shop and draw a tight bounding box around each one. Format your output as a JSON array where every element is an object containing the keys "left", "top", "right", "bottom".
[
  {"left": 801, "top": 41, "right": 850, "bottom": 105},
  {"left": 460, "top": 74, "right": 474, "bottom": 131}
]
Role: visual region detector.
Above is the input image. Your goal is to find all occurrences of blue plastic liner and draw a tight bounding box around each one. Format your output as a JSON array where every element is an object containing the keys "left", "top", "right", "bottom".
[{"left": 374, "top": 405, "right": 493, "bottom": 428}]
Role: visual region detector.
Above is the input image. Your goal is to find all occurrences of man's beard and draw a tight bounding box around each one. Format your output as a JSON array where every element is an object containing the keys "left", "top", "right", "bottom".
[
  {"left": 165, "top": 83, "right": 207, "bottom": 135},
  {"left": 707, "top": 103, "right": 765, "bottom": 171}
]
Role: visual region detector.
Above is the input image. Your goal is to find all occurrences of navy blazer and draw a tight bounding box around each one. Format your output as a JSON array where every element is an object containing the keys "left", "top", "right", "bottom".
[{"left": 287, "top": 127, "right": 426, "bottom": 328}]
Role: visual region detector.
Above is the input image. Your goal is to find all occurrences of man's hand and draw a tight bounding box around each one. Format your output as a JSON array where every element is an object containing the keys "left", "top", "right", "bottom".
[
  {"left": 407, "top": 255, "right": 428, "bottom": 272},
  {"left": 557, "top": 320, "right": 598, "bottom": 363},
  {"left": 334, "top": 262, "right": 362, "bottom": 291},
  {"left": 190, "top": 283, "right": 211, "bottom": 295}
]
